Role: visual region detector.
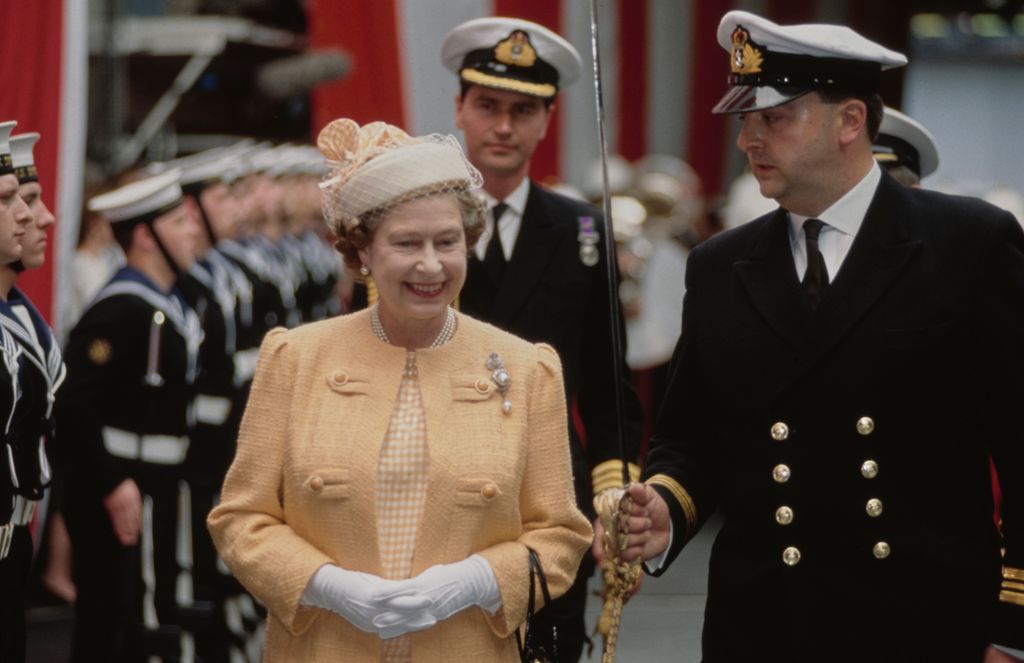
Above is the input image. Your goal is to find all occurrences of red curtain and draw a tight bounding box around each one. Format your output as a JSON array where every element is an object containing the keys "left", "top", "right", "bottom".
[
  {"left": 616, "top": 0, "right": 648, "bottom": 161},
  {"left": 0, "top": 1, "right": 64, "bottom": 322},
  {"left": 685, "top": 0, "right": 734, "bottom": 198},
  {"left": 307, "top": 0, "right": 407, "bottom": 136}
]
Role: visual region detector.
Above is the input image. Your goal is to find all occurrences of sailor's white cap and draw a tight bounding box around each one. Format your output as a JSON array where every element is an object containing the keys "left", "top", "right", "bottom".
[
  {"left": 88, "top": 169, "right": 184, "bottom": 224},
  {"left": 874, "top": 107, "right": 939, "bottom": 179},
  {"left": 442, "top": 16, "right": 581, "bottom": 99},
  {"left": 9, "top": 133, "right": 40, "bottom": 183},
  {"left": 0, "top": 121, "right": 17, "bottom": 176},
  {"left": 712, "top": 10, "right": 907, "bottom": 114}
]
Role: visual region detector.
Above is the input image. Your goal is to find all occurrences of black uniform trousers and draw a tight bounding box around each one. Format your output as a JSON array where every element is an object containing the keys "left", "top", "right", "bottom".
[{"left": 67, "top": 469, "right": 186, "bottom": 662}]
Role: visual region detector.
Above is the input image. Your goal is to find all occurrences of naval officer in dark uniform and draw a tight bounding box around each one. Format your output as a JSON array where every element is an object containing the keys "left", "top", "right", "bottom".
[
  {"left": 58, "top": 169, "right": 204, "bottom": 661},
  {"left": 624, "top": 11, "right": 1024, "bottom": 662},
  {"left": 442, "top": 17, "right": 643, "bottom": 660}
]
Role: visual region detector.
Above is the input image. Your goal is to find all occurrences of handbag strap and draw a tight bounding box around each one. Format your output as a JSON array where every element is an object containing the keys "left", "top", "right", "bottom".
[{"left": 516, "top": 548, "right": 558, "bottom": 663}]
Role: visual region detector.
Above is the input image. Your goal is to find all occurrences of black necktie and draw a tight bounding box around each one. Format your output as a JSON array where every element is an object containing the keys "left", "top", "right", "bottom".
[
  {"left": 801, "top": 218, "right": 829, "bottom": 309},
  {"left": 483, "top": 202, "right": 508, "bottom": 285}
]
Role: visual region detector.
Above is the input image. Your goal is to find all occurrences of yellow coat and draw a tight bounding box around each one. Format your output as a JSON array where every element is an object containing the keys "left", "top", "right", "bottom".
[{"left": 208, "top": 309, "right": 592, "bottom": 662}]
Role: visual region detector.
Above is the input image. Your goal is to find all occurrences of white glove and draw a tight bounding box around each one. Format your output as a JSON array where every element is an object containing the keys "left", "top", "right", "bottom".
[
  {"left": 375, "top": 554, "right": 502, "bottom": 633},
  {"left": 300, "top": 564, "right": 434, "bottom": 636}
]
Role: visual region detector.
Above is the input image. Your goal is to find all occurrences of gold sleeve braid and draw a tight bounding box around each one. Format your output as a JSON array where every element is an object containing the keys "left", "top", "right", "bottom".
[
  {"left": 1001, "top": 566, "right": 1024, "bottom": 606},
  {"left": 592, "top": 459, "right": 641, "bottom": 495},
  {"left": 644, "top": 473, "right": 698, "bottom": 542}
]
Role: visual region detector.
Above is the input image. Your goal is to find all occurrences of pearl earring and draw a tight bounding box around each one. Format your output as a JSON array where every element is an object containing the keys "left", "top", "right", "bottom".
[{"left": 359, "top": 265, "right": 370, "bottom": 277}]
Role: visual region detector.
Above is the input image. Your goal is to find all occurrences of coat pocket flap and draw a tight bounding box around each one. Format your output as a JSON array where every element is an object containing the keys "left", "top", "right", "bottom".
[
  {"left": 302, "top": 468, "right": 351, "bottom": 498},
  {"left": 454, "top": 478, "right": 503, "bottom": 506},
  {"left": 451, "top": 374, "right": 496, "bottom": 402},
  {"left": 325, "top": 369, "right": 370, "bottom": 395}
]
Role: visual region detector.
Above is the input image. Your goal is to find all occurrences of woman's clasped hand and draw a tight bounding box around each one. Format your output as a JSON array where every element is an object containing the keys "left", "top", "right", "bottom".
[{"left": 302, "top": 555, "right": 501, "bottom": 640}]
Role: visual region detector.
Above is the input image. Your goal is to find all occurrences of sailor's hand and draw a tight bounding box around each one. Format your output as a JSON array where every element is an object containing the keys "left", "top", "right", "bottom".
[
  {"left": 103, "top": 479, "right": 142, "bottom": 546},
  {"left": 621, "top": 483, "right": 670, "bottom": 563}
]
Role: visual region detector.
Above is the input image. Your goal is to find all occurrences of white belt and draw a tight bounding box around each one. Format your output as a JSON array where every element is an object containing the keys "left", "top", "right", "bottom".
[
  {"left": 10, "top": 495, "right": 38, "bottom": 526},
  {"left": 234, "top": 348, "right": 260, "bottom": 385},
  {"left": 0, "top": 496, "right": 39, "bottom": 559},
  {"left": 194, "top": 394, "right": 232, "bottom": 426},
  {"left": 103, "top": 427, "right": 190, "bottom": 465}
]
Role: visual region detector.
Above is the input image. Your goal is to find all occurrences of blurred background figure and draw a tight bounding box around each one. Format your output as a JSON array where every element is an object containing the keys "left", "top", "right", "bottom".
[
  {"left": 65, "top": 199, "right": 125, "bottom": 334},
  {"left": 872, "top": 106, "right": 940, "bottom": 187}
]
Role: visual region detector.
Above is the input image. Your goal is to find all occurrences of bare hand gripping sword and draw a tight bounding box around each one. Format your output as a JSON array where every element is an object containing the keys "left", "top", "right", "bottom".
[{"left": 588, "top": 2, "right": 643, "bottom": 661}]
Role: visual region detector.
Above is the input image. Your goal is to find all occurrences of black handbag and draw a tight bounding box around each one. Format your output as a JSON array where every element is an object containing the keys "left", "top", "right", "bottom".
[{"left": 515, "top": 548, "right": 558, "bottom": 663}]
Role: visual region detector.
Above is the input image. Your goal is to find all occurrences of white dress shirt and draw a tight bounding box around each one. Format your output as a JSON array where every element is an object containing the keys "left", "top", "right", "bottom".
[
  {"left": 473, "top": 177, "right": 530, "bottom": 262},
  {"left": 787, "top": 162, "right": 882, "bottom": 282}
]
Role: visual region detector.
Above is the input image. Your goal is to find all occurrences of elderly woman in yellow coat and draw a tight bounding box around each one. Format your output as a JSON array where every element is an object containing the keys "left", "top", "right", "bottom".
[{"left": 208, "top": 119, "right": 592, "bottom": 662}]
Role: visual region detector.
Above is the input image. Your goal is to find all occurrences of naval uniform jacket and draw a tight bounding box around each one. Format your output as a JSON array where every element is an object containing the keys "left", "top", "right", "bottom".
[
  {"left": 58, "top": 267, "right": 201, "bottom": 499},
  {"left": 459, "top": 182, "right": 642, "bottom": 513},
  {"left": 0, "top": 288, "right": 64, "bottom": 511},
  {"left": 179, "top": 259, "right": 241, "bottom": 477},
  {"left": 642, "top": 172, "right": 1024, "bottom": 661}
]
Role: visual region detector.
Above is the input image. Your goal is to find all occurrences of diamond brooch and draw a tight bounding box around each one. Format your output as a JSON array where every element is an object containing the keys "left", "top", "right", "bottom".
[{"left": 486, "top": 352, "right": 512, "bottom": 414}]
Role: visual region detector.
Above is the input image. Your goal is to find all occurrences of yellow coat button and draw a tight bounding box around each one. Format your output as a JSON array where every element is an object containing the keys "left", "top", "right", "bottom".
[
  {"left": 309, "top": 476, "right": 324, "bottom": 492},
  {"left": 772, "top": 464, "right": 791, "bottom": 483},
  {"left": 861, "top": 460, "right": 879, "bottom": 479},
  {"left": 873, "top": 542, "right": 891, "bottom": 559},
  {"left": 332, "top": 371, "right": 348, "bottom": 385},
  {"left": 771, "top": 422, "right": 790, "bottom": 441},
  {"left": 481, "top": 483, "right": 498, "bottom": 499},
  {"left": 856, "top": 416, "right": 875, "bottom": 436},
  {"left": 475, "top": 379, "right": 491, "bottom": 394},
  {"left": 782, "top": 546, "right": 801, "bottom": 566},
  {"left": 775, "top": 506, "right": 794, "bottom": 525},
  {"left": 866, "top": 498, "right": 883, "bottom": 517}
]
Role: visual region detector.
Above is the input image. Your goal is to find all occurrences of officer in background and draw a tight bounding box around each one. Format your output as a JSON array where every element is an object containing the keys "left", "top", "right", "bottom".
[
  {"left": 625, "top": 11, "right": 1024, "bottom": 661},
  {"left": 57, "top": 170, "right": 204, "bottom": 661},
  {"left": 872, "top": 106, "right": 939, "bottom": 187},
  {"left": 442, "top": 17, "right": 643, "bottom": 660},
  {"left": 0, "top": 121, "right": 43, "bottom": 663}
]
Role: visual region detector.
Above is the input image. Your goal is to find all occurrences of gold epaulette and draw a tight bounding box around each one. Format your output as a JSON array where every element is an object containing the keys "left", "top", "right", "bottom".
[
  {"left": 1001, "top": 566, "right": 1024, "bottom": 607},
  {"left": 644, "top": 473, "right": 698, "bottom": 541},
  {"left": 592, "top": 459, "right": 641, "bottom": 495}
]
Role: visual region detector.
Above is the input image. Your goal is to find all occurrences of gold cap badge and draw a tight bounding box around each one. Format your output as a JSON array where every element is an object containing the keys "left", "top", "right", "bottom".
[
  {"left": 495, "top": 30, "right": 537, "bottom": 68},
  {"left": 730, "top": 27, "right": 764, "bottom": 75}
]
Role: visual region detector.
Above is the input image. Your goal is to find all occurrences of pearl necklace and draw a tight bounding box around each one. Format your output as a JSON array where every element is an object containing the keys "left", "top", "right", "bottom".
[{"left": 371, "top": 305, "right": 456, "bottom": 348}]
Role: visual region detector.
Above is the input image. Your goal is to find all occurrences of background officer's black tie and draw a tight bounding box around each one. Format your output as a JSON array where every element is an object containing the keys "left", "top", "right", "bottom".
[
  {"left": 483, "top": 202, "right": 508, "bottom": 284},
  {"left": 801, "top": 218, "right": 829, "bottom": 309}
]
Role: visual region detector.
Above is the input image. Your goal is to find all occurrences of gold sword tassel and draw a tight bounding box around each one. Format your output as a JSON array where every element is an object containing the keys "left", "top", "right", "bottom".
[{"left": 593, "top": 487, "right": 643, "bottom": 662}]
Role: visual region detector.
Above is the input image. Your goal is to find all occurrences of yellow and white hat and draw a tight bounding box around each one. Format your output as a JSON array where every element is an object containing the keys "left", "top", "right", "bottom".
[
  {"left": 442, "top": 17, "right": 581, "bottom": 99},
  {"left": 712, "top": 10, "right": 907, "bottom": 114}
]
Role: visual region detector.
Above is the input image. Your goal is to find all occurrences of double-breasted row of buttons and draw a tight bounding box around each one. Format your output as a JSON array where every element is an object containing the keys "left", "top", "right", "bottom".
[{"left": 772, "top": 416, "right": 890, "bottom": 566}]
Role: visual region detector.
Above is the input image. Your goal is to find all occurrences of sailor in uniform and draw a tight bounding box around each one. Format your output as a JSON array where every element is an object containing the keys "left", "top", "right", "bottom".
[
  {"left": 0, "top": 120, "right": 42, "bottom": 663},
  {"left": 58, "top": 170, "right": 204, "bottom": 661}
]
